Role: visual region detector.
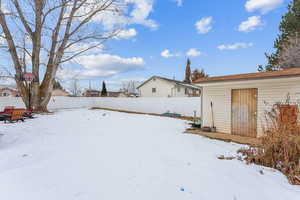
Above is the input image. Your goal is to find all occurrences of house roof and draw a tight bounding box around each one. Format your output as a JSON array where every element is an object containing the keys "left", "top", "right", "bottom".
[
  {"left": 0, "top": 87, "right": 18, "bottom": 91},
  {"left": 194, "top": 68, "right": 300, "bottom": 84},
  {"left": 52, "top": 89, "right": 70, "bottom": 95},
  {"left": 137, "top": 76, "right": 201, "bottom": 89},
  {"left": 84, "top": 89, "right": 100, "bottom": 93}
]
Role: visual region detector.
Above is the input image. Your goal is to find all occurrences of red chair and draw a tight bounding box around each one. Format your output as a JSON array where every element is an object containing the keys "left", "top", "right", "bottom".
[
  {"left": 0, "top": 106, "right": 34, "bottom": 121},
  {"left": 0, "top": 106, "right": 15, "bottom": 121},
  {"left": 4, "top": 109, "right": 26, "bottom": 123},
  {"left": 0, "top": 106, "right": 15, "bottom": 115},
  {"left": 24, "top": 109, "right": 34, "bottom": 119}
]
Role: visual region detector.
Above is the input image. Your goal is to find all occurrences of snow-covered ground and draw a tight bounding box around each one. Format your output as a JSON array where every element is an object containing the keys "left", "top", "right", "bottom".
[{"left": 0, "top": 109, "right": 299, "bottom": 200}]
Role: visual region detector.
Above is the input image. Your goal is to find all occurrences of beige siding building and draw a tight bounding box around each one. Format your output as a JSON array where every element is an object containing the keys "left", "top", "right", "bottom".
[
  {"left": 195, "top": 68, "right": 300, "bottom": 138},
  {"left": 0, "top": 87, "right": 19, "bottom": 97},
  {"left": 52, "top": 89, "right": 70, "bottom": 96},
  {"left": 137, "top": 76, "right": 201, "bottom": 98}
]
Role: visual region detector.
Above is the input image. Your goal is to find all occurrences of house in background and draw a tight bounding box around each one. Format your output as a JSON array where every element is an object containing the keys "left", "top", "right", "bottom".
[
  {"left": 52, "top": 89, "right": 70, "bottom": 96},
  {"left": 137, "top": 76, "right": 201, "bottom": 97},
  {"left": 0, "top": 87, "right": 20, "bottom": 97},
  {"left": 195, "top": 68, "right": 300, "bottom": 138},
  {"left": 107, "top": 91, "right": 127, "bottom": 98},
  {"left": 82, "top": 89, "right": 128, "bottom": 97},
  {"left": 83, "top": 89, "right": 101, "bottom": 97}
]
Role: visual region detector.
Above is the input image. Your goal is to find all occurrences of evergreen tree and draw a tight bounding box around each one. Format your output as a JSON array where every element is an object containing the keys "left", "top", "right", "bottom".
[
  {"left": 260, "top": 0, "right": 300, "bottom": 71},
  {"left": 53, "top": 80, "right": 63, "bottom": 90},
  {"left": 184, "top": 58, "right": 191, "bottom": 83},
  {"left": 101, "top": 81, "right": 108, "bottom": 97}
]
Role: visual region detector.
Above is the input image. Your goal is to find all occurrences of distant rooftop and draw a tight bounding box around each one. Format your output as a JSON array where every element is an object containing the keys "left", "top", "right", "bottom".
[{"left": 137, "top": 76, "right": 201, "bottom": 89}]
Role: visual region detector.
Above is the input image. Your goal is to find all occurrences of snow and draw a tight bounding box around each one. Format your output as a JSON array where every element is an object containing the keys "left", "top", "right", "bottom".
[{"left": 0, "top": 109, "right": 299, "bottom": 200}]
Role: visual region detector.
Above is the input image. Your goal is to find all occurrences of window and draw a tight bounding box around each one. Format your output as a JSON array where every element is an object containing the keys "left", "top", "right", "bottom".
[
  {"left": 177, "top": 87, "right": 181, "bottom": 92},
  {"left": 152, "top": 88, "right": 156, "bottom": 93}
]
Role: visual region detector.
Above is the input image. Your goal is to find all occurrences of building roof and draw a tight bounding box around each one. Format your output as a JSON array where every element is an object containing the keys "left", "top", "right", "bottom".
[
  {"left": 0, "top": 87, "right": 18, "bottom": 91},
  {"left": 194, "top": 68, "right": 300, "bottom": 84},
  {"left": 137, "top": 76, "right": 201, "bottom": 89},
  {"left": 52, "top": 89, "right": 70, "bottom": 96}
]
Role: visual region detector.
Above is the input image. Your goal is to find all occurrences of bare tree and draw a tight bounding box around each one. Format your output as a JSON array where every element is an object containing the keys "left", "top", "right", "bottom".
[
  {"left": 0, "top": 0, "right": 121, "bottom": 112},
  {"left": 70, "top": 77, "right": 81, "bottom": 96},
  {"left": 278, "top": 34, "right": 300, "bottom": 69},
  {"left": 191, "top": 68, "right": 208, "bottom": 82},
  {"left": 121, "top": 80, "right": 140, "bottom": 95}
]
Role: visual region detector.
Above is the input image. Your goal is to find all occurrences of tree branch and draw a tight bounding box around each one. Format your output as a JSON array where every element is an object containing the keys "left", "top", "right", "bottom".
[
  {"left": 11, "top": 0, "right": 34, "bottom": 38},
  {"left": 0, "top": 8, "right": 22, "bottom": 76}
]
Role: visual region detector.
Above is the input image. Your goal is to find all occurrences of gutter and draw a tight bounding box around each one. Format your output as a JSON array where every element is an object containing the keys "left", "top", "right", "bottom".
[{"left": 195, "top": 74, "right": 300, "bottom": 84}]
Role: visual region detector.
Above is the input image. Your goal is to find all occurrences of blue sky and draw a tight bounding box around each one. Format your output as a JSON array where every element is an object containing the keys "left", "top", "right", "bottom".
[
  {"left": 82, "top": 0, "right": 289, "bottom": 91},
  {"left": 0, "top": 0, "right": 291, "bottom": 91}
]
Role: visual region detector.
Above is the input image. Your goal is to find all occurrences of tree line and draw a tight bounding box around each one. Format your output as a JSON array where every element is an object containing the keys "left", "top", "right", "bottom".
[
  {"left": 259, "top": 0, "right": 300, "bottom": 71},
  {"left": 183, "top": 58, "right": 208, "bottom": 83}
]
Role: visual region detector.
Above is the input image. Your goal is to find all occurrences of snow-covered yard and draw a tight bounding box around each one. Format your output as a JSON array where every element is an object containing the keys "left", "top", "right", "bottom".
[{"left": 0, "top": 109, "right": 299, "bottom": 200}]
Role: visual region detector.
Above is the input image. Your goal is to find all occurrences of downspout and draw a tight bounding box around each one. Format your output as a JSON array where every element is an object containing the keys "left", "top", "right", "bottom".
[{"left": 200, "top": 86, "right": 203, "bottom": 126}]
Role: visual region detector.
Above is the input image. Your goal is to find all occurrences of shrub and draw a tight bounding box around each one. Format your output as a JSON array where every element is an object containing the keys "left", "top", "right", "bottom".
[{"left": 238, "top": 101, "right": 300, "bottom": 185}]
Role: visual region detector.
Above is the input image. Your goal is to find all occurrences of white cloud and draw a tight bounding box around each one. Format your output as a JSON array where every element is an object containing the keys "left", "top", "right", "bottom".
[
  {"left": 0, "top": 2, "right": 9, "bottom": 14},
  {"left": 82, "top": 0, "right": 158, "bottom": 30},
  {"left": 186, "top": 48, "right": 202, "bottom": 57},
  {"left": 245, "top": 0, "right": 284, "bottom": 13},
  {"left": 0, "top": 33, "right": 6, "bottom": 45},
  {"left": 217, "top": 42, "right": 253, "bottom": 50},
  {"left": 78, "top": 54, "right": 144, "bottom": 69},
  {"left": 126, "top": 0, "right": 158, "bottom": 29},
  {"left": 121, "top": 77, "right": 147, "bottom": 82},
  {"left": 161, "top": 49, "right": 180, "bottom": 58},
  {"left": 115, "top": 28, "right": 138, "bottom": 39},
  {"left": 195, "top": 17, "right": 213, "bottom": 34},
  {"left": 238, "top": 16, "right": 263, "bottom": 32},
  {"left": 175, "top": 0, "right": 183, "bottom": 7},
  {"left": 58, "top": 54, "right": 145, "bottom": 80}
]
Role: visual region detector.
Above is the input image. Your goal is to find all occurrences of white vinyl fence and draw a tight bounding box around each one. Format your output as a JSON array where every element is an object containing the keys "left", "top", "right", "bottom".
[{"left": 0, "top": 97, "right": 201, "bottom": 117}]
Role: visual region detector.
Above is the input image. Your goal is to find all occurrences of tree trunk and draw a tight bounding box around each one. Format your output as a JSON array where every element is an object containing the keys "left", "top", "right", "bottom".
[
  {"left": 16, "top": 77, "right": 53, "bottom": 113},
  {"left": 34, "top": 101, "right": 51, "bottom": 113},
  {"left": 15, "top": 79, "right": 29, "bottom": 109}
]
